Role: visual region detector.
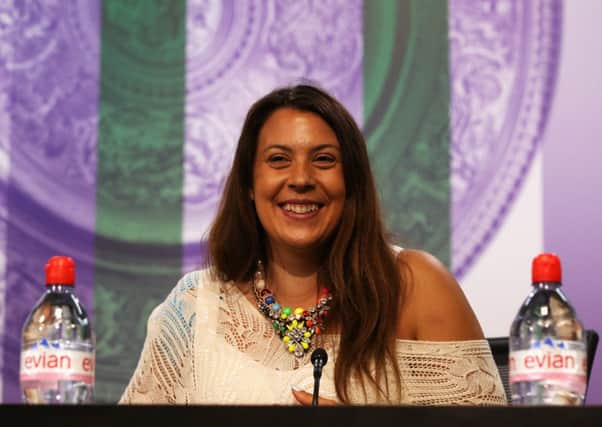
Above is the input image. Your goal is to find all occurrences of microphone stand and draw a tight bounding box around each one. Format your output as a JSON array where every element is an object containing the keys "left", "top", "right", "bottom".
[
  {"left": 311, "top": 348, "right": 328, "bottom": 406},
  {"left": 312, "top": 364, "right": 322, "bottom": 406}
]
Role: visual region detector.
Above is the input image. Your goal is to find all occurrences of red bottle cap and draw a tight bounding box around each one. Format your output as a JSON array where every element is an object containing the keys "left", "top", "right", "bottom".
[
  {"left": 531, "top": 252, "right": 562, "bottom": 284},
  {"left": 45, "top": 256, "right": 75, "bottom": 286}
]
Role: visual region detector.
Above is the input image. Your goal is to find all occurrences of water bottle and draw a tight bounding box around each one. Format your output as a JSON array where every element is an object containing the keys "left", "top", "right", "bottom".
[
  {"left": 509, "top": 252, "right": 587, "bottom": 405},
  {"left": 19, "top": 256, "right": 95, "bottom": 404}
]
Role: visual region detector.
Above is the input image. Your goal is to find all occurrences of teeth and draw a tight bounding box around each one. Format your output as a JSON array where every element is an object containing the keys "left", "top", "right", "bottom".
[{"left": 283, "top": 203, "right": 319, "bottom": 214}]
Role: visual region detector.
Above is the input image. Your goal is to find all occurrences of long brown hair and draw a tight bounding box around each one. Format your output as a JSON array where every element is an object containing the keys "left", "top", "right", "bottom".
[{"left": 206, "top": 84, "right": 404, "bottom": 402}]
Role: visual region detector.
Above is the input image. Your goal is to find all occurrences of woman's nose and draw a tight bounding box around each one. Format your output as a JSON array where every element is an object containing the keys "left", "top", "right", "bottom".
[{"left": 288, "top": 161, "right": 315, "bottom": 190}]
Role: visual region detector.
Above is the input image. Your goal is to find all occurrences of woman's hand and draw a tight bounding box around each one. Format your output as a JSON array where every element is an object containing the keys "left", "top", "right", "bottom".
[{"left": 291, "top": 388, "right": 337, "bottom": 406}]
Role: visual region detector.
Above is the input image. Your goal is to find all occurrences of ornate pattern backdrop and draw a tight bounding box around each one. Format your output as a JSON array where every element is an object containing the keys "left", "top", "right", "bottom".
[{"left": 450, "top": 0, "right": 561, "bottom": 277}]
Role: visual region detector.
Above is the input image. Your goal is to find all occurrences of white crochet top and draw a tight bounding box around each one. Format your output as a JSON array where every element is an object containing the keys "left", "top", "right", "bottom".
[{"left": 119, "top": 269, "right": 507, "bottom": 405}]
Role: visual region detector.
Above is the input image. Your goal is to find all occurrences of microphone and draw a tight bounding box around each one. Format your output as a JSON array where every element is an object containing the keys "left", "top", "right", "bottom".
[{"left": 310, "top": 348, "right": 328, "bottom": 406}]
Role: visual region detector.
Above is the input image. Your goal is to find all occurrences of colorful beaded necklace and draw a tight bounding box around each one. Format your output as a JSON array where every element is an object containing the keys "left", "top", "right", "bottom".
[{"left": 253, "top": 261, "right": 333, "bottom": 358}]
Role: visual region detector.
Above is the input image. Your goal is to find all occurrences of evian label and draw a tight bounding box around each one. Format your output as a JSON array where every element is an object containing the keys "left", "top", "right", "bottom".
[
  {"left": 509, "top": 338, "right": 587, "bottom": 394},
  {"left": 20, "top": 340, "right": 94, "bottom": 385}
]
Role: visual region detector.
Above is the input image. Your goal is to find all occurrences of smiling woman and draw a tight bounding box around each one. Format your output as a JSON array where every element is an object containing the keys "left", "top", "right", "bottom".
[{"left": 118, "top": 84, "right": 507, "bottom": 405}]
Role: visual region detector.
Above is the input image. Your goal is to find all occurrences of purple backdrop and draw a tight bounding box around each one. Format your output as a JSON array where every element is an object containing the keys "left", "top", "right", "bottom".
[{"left": 543, "top": 0, "right": 602, "bottom": 404}]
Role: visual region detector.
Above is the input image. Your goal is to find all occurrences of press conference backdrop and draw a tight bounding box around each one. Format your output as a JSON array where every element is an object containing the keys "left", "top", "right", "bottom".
[{"left": 1, "top": 0, "right": 600, "bottom": 404}]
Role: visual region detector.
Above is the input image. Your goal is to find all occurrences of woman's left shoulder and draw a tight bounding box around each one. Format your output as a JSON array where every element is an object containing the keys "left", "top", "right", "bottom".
[{"left": 396, "top": 249, "right": 485, "bottom": 341}]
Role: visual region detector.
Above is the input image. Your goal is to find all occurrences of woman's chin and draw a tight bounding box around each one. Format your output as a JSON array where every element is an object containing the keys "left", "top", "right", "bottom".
[{"left": 276, "top": 238, "right": 328, "bottom": 253}]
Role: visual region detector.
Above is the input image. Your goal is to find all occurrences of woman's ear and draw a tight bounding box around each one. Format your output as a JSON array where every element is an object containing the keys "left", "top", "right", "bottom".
[{"left": 249, "top": 189, "right": 255, "bottom": 201}]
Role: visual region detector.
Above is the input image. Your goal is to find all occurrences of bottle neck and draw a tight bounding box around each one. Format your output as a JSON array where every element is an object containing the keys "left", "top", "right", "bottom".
[
  {"left": 532, "top": 281, "right": 561, "bottom": 290},
  {"left": 46, "top": 283, "right": 75, "bottom": 293}
]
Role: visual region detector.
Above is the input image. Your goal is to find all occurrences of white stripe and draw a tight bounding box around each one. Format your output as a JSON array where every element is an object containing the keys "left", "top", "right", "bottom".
[{"left": 460, "top": 153, "right": 544, "bottom": 338}]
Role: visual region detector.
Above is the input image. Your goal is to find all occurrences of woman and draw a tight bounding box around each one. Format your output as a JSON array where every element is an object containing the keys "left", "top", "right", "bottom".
[{"left": 119, "top": 84, "right": 507, "bottom": 405}]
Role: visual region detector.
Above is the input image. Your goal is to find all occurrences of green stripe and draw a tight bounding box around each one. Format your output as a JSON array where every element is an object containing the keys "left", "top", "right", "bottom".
[
  {"left": 364, "top": 0, "right": 450, "bottom": 265},
  {"left": 95, "top": 0, "right": 187, "bottom": 402}
]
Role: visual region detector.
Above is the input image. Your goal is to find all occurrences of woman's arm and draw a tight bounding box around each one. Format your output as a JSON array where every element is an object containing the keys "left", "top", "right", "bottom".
[
  {"left": 119, "top": 274, "right": 197, "bottom": 404},
  {"left": 395, "top": 249, "right": 507, "bottom": 405}
]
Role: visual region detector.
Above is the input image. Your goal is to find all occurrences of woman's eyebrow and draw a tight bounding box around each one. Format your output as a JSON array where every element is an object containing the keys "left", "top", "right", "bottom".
[
  {"left": 261, "top": 144, "right": 293, "bottom": 153},
  {"left": 261, "top": 143, "right": 340, "bottom": 153}
]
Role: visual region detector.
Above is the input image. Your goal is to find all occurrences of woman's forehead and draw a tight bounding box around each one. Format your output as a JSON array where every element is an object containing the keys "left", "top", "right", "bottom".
[{"left": 257, "top": 108, "right": 339, "bottom": 148}]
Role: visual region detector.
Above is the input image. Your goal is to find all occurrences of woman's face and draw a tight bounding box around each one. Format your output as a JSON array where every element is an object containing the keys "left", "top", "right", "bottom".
[{"left": 252, "top": 108, "right": 346, "bottom": 255}]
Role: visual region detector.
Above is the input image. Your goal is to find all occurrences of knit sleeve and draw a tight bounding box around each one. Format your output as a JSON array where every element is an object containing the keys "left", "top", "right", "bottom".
[
  {"left": 395, "top": 339, "right": 508, "bottom": 405},
  {"left": 118, "top": 273, "right": 198, "bottom": 404}
]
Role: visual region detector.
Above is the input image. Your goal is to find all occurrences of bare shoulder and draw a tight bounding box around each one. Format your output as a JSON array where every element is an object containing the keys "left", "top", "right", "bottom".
[{"left": 396, "top": 249, "right": 484, "bottom": 341}]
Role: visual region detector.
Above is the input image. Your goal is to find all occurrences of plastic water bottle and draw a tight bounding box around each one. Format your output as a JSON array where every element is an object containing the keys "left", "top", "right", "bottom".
[
  {"left": 509, "top": 252, "right": 587, "bottom": 405},
  {"left": 19, "top": 256, "right": 95, "bottom": 404}
]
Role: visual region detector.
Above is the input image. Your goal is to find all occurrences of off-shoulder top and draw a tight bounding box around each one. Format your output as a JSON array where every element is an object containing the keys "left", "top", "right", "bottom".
[{"left": 119, "top": 269, "right": 507, "bottom": 405}]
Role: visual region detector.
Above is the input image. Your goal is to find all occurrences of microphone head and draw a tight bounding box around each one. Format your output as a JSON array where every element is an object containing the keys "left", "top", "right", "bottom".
[{"left": 311, "top": 348, "right": 328, "bottom": 367}]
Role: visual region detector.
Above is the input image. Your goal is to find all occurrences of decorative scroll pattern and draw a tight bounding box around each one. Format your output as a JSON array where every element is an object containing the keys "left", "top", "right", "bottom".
[{"left": 450, "top": 0, "right": 561, "bottom": 276}]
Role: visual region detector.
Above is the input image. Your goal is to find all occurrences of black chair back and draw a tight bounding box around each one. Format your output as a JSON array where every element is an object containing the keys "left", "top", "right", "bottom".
[{"left": 487, "top": 329, "right": 599, "bottom": 404}]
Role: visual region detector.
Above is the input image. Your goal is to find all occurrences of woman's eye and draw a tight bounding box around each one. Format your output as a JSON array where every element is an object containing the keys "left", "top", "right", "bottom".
[
  {"left": 267, "top": 154, "right": 289, "bottom": 165},
  {"left": 314, "top": 154, "right": 336, "bottom": 166}
]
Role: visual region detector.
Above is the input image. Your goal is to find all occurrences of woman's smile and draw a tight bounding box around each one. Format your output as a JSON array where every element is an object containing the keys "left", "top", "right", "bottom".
[{"left": 280, "top": 200, "right": 322, "bottom": 218}]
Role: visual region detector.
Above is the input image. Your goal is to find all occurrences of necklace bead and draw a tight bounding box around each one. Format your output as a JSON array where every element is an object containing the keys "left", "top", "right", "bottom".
[{"left": 252, "top": 261, "right": 333, "bottom": 358}]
